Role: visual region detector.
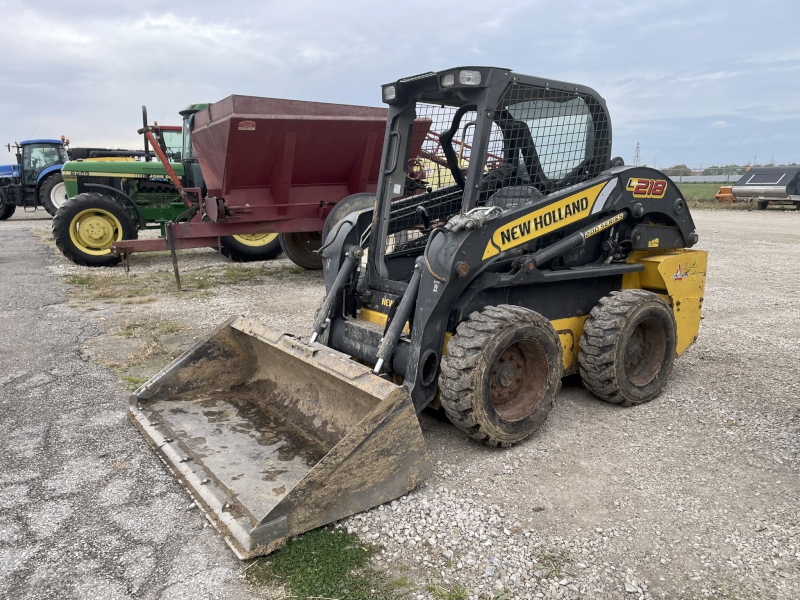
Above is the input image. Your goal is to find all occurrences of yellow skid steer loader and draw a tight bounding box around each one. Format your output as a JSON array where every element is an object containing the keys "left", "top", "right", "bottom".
[{"left": 130, "top": 67, "right": 707, "bottom": 558}]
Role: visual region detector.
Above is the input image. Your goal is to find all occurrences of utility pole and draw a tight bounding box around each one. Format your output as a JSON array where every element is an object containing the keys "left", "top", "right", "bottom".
[{"left": 633, "top": 143, "right": 641, "bottom": 167}]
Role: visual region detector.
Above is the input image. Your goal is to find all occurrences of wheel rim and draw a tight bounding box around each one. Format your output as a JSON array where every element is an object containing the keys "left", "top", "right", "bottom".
[
  {"left": 489, "top": 340, "right": 548, "bottom": 421},
  {"left": 51, "top": 181, "right": 68, "bottom": 209},
  {"left": 623, "top": 317, "right": 667, "bottom": 386},
  {"left": 232, "top": 233, "right": 278, "bottom": 247},
  {"left": 68, "top": 208, "right": 123, "bottom": 255},
  {"left": 296, "top": 232, "right": 322, "bottom": 251}
]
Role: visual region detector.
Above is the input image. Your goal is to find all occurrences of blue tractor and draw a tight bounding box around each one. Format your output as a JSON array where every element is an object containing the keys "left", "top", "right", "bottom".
[{"left": 0, "top": 138, "right": 70, "bottom": 220}]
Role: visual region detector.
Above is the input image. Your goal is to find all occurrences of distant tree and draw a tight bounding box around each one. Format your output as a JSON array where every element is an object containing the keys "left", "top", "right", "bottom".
[{"left": 662, "top": 164, "right": 693, "bottom": 176}]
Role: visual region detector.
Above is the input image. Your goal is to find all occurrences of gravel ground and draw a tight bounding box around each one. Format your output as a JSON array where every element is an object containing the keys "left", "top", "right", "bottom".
[{"left": 1, "top": 208, "right": 798, "bottom": 599}]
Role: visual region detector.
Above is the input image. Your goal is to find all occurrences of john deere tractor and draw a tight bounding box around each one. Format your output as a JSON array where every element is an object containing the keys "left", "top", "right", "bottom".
[
  {"left": 0, "top": 139, "right": 70, "bottom": 218},
  {"left": 54, "top": 105, "right": 281, "bottom": 266}
]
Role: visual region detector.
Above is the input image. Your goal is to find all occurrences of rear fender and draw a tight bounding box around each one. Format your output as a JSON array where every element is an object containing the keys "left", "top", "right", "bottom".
[{"left": 36, "top": 164, "right": 63, "bottom": 191}]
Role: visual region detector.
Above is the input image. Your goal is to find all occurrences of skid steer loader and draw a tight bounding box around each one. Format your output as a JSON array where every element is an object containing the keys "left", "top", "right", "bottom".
[{"left": 130, "top": 67, "right": 707, "bottom": 558}]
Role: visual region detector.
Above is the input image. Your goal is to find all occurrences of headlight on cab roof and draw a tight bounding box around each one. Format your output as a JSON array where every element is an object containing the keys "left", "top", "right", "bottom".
[
  {"left": 441, "top": 73, "right": 455, "bottom": 87},
  {"left": 383, "top": 85, "right": 396, "bottom": 101},
  {"left": 459, "top": 70, "right": 481, "bottom": 85}
]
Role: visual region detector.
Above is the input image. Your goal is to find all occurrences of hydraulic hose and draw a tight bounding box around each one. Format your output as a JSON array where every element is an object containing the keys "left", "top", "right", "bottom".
[
  {"left": 374, "top": 257, "right": 423, "bottom": 374},
  {"left": 309, "top": 245, "right": 363, "bottom": 344}
]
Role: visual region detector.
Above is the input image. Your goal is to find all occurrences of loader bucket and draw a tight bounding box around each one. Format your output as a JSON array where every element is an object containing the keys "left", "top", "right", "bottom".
[{"left": 128, "top": 316, "right": 431, "bottom": 559}]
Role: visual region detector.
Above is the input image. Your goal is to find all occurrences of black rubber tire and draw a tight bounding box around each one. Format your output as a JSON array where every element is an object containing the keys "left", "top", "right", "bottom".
[
  {"left": 279, "top": 232, "right": 323, "bottom": 270},
  {"left": 579, "top": 289, "right": 677, "bottom": 407},
  {"left": 439, "top": 305, "right": 564, "bottom": 447},
  {"left": 757, "top": 201, "right": 768, "bottom": 211},
  {"left": 52, "top": 193, "right": 137, "bottom": 267},
  {"left": 39, "top": 172, "right": 68, "bottom": 216},
  {"left": 794, "top": 201, "right": 800, "bottom": 211},
  {"left": 322, "top": 193, "right": 376, "bottom": 244},
  {"left": 0, "top": 187, "right": 15, "bottom": 220},
  {"left": 219, "top": 233, "right": 282, "bottom": 262}
]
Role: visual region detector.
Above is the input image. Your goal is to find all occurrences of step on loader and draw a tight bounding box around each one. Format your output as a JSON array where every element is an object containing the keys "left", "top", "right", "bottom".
[{"left": 130, "top": 67, "right": 707, "bottom": 558}]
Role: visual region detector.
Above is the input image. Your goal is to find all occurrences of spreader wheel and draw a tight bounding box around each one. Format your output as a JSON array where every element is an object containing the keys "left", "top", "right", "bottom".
[
  {"left": 438, "top": 305, "right": 563, "bottom": 447},
  {"left": 579, "top": 289, "right": 677, "bottom": 406},
  {"left": 219, "top": 233, "right": 282, "bottom": 262},
  {"left": 52, "top": 193, "right": 137, "bottom": 267},
  {"left": 279, "top": 232, "right": 323, "bottom": 270}
]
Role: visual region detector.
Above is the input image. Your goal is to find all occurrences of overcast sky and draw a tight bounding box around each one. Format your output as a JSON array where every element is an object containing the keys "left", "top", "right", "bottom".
[{"left": 3, "top": 0, "right": 798, "bottom": 168}]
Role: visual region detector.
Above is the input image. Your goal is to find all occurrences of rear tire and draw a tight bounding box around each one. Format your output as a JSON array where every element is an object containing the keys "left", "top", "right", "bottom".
[
  {"left": 39, "top": 173, "right": 68, "bottom": 216},
  {"left": 322, "top": 193, "right": 376, "bottom": 244},
  {"left": 757, "top": 201, "right": 768, "bottom": 211},
  {"left": 579, "top": 289, "right": 677, "bottom": 407},
  {"left": 52, "top": 193, "right": 137, "bottom": 267},
  {"left": 279, "top": 232, "right": 323, "bottom": 270},
  {"left": 219, "top": 233, "right": 282, "bottom": 262},
  {"left": 0, "top": 188, "right": 15, "bottom": 220},
  {"left": 439, "top": 305, "right": 563, "bottom": 447}
]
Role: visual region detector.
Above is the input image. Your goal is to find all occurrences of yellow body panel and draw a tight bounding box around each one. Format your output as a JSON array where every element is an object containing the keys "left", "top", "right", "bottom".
[
  {"left": 358, "top": 248, "right": 706, "bottom": 374},
  {"left": 622, "top": 249, "right": 708, "bottom": 355}
]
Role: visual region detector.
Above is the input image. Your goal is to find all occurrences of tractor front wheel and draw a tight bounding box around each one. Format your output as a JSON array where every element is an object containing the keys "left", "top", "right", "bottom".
[
  {"left": 579, "top": 289, "right": 677, "bottom": 406},
  {"left": 279, "top": 232, "right": 323, "bottom": 270},
  {"left": 52, "top": 193, "right": 137, "bottom": 267},
  {"left": 39, "top": 173, "right": 69, "bottom": 216},
  {"left": 439, "top": 305, "right": 563, "bottom": 447},
  {"left": 219, "top": 233, "right": 282, "bottom": 262}
]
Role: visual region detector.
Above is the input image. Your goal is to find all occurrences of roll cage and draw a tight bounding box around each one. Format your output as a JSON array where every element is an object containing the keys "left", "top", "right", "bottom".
[{"left": 368, "top": 67, "right": 613, "bottom": 282}]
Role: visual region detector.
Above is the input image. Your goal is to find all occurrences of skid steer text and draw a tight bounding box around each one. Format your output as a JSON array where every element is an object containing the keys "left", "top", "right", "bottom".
[
  {"left": 483, "top": 181, "right": 611, "bottom": 259},
  {"left": 627, "top": 178, "right": 667, "bottom": 199}
]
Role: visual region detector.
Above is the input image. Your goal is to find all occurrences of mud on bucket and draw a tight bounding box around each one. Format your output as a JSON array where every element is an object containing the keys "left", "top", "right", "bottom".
[{"left": 128, "top": 315, "right": 431, "bottom": 558}]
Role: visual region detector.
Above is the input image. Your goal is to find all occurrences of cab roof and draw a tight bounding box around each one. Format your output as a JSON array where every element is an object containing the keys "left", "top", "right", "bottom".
[{"left": 20, "top": 139, "right": 64, "bottom": 146}]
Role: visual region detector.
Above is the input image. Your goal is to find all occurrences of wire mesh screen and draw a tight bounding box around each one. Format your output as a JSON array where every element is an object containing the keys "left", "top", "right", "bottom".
[
  {"left": 480, "top": 83, "right": 610, "bottom": 202},
  {"left": 382, "top": 83, "right": 610, "bottom": 256},
  {"left": 384, "top": 103, "right": 474, "bottom": 254}
]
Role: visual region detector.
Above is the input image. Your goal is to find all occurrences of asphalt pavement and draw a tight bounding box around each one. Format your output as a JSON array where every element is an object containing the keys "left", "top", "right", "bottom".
[{"left": 0, "top": 222, "right": 252, "bottom": 599}]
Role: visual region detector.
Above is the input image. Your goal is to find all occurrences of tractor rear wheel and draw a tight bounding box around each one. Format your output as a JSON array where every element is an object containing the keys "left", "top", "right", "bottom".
[
  {"left": 52, "top": 193, "right": 137, "bottom": 267},
  {"left": 0, "top": 188, "right": 15, "bottom": 220},
  {"left": 39, "top": 173, "right": 69, "bottom": 216},
  {"left": 219, "top": 233, "right": 282, "bottom": 262},
  {"left": 439, "top": 305, "right": 563, "bottom": 447},
  {"left": 579, "top": 289, "right": 677, "bottom": 406},
  {"left": 279, "top": 232, "right": 323, "bottom": 270}
]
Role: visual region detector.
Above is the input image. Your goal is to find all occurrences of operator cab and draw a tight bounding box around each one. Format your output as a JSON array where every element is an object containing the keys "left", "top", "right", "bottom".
[
  {"left": 371, "top": 67, "right": 612, "bottom": 283},
  {"left": 20, "top": 140, "right": 68, "bottom": 184}
]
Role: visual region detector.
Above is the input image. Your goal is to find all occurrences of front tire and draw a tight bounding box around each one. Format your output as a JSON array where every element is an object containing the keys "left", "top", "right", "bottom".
[
  {"left": 39, "top": 173, "right": 68, "bottom": 215},
  {"left": 219, "top": 233, "right": 282, "bottom": 262},
  {"left": 439, "top": 305, "right": 563, "bottom": 447},
  {"left": 52, "top": 193, "right": 137, "bottom": 267},
  {"left": 757, "top": 201, "right": 768, "bottom": 211},
  {"left": 279, "top": 232, "right": 323, "bottom": 270},
  {"left": 579, "top": 289, "right": 677, "bottom": 407}
]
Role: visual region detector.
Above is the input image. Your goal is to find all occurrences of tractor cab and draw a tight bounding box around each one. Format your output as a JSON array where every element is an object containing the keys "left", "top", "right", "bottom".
[
  {"left": 20, "top": 140, "right": 69, "bottom": 184},
  {"left": 177, "top": 103, "right": 208, "bottom": 189}
]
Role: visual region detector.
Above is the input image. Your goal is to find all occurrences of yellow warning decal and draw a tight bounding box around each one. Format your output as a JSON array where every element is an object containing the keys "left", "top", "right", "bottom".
[{"left": 482, "top": 181, "right": 610, "bottom": 260}]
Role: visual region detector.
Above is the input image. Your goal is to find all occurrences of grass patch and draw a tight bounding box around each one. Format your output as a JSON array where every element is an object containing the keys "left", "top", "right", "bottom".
[
  {"left": 156, "top": 320, "right": 184, "bottom": 335},
  {"left": 245, "top": 527, "right": 399, "bottom": 600},
  {"left": 534, "top": 549, "right": 573, "bottom": 580},
  {"left": 121, "top": 376, "right": 147, "bottom": 390},
  {"left": 426, "top": 583, "right": 468, "bottom": 600}
]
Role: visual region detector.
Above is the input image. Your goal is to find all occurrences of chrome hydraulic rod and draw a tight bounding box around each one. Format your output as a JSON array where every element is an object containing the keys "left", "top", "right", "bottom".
[{"left": 309, "top": 246, "right": 363, "bottom": 344}]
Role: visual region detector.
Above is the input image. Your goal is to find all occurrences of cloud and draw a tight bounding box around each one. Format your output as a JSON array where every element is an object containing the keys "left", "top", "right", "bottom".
[{"left": 1, "top": 0, "right": 799, "bottom": 168}]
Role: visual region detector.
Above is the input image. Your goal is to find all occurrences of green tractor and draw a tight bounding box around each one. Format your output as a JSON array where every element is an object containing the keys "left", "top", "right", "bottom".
[{"left": 54, "top": 105, "right": 281, "bottom": 267}]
